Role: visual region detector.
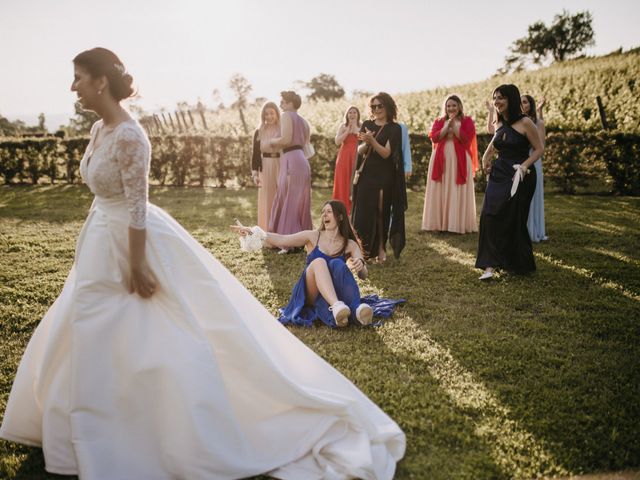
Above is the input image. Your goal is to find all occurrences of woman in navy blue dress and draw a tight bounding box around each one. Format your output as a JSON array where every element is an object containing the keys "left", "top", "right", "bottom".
[{"left": 476, "top": 84, "right": 544, "bottom": 280}]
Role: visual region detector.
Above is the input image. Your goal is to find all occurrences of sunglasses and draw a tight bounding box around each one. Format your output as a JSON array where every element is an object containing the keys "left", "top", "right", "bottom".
[{"left": 370, "top": 103, "right": 385, "bottom": 111}]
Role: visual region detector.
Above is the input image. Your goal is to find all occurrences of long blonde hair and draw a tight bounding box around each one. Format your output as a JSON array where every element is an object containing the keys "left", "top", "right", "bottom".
[
  {"left": 441, "top": 94, "right": 464, "bottom": 120},
  {"left": 343, "top": 106, "right": 361, "bottom": 127},
  {"left": 258, "top": 101, "right": 280, "bottom": 138}
]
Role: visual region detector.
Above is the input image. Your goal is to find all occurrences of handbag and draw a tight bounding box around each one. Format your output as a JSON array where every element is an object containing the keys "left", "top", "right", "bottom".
[{"left": 353, "top": 124, "right": 385, "bottom": 185}]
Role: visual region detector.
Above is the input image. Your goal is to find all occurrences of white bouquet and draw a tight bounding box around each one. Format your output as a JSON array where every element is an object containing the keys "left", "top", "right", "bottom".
[{"left": 236, "top": 223, "right": 267, "bottom": 253}]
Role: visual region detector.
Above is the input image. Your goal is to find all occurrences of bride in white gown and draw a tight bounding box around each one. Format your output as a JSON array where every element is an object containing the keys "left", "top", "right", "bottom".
[{"left": 0, "top": 48, "right": 405, "bottom": 479}]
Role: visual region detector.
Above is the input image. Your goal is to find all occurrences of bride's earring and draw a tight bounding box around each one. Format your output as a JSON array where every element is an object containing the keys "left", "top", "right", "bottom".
[{"left": 97, "top": 89, "right": 102, "bottom": 95}]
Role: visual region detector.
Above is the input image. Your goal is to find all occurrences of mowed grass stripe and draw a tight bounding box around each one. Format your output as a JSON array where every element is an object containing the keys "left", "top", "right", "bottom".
[{"left": 0, "top": 186, "right": 638, "bottom": 480}]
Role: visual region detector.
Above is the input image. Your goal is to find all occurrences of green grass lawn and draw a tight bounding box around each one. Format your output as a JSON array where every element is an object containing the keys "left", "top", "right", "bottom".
[{"left": 0, "top": 185, "right": 639, "bottom": 479}]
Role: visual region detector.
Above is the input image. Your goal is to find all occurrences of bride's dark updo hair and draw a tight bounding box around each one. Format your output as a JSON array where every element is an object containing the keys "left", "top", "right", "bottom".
[{"left": 73, "top": 47, "right": 135, "bottom": 101}]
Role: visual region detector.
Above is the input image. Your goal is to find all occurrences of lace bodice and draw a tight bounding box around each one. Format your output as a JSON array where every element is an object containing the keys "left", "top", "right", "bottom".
[{"left": 80, "top": 119, "right": 150, "bottom": 229}]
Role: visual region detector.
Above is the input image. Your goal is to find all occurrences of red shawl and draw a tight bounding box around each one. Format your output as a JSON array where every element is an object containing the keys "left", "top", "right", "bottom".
[{"left": 428, "top": 116, "right": 478, "bottom": 184}]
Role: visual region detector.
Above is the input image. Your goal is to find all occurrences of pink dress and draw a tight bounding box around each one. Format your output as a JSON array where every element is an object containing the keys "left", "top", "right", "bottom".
[
  {"left": 268, "top": 111, "right": 313, "bottom": 234},
  {"left": 256, "top": 127, "right": 281, "bottom": 231},
  {"left": 421, "top": 117, "right": 478, "bottom": 233}
]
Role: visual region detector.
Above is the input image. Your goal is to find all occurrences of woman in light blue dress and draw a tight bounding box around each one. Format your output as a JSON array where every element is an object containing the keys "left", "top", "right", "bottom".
[{"left": 521, "top": 95, "right": 548, "bottom": 242}]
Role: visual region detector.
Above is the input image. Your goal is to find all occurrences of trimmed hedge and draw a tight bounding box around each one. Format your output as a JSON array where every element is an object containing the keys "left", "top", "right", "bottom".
[{"left": 1, "top": 132, "right": 639, "bottom": 195}]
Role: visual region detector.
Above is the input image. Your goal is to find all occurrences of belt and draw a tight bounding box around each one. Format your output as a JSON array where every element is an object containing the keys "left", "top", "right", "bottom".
[
  {"left": 261, "top": 152, "right": 281, "bottom": 158},
  {"left": 283, "top": 145, "right": 303, "bottom": 153}
]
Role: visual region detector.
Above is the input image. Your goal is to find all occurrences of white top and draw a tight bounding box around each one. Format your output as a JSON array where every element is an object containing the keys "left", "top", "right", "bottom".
[{"left": 80, "top": 119, "right": 150, "bottom": 229}]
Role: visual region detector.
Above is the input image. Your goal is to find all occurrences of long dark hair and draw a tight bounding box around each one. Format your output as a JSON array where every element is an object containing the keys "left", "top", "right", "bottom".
[
  {"left": 73, "top": 47, "right": 135, "bottom": 101},
  {"left": 522, "top": 94, "right": 537, "bottom": 123},
  {"left": 319, "top": 200, "right": 362, "bottom": 257},
  {"left": 493, "top": 84, "right": 523, "bottom": 125},
  {"left": 368, "top": 92, "right": 397, "bottom": 122}
]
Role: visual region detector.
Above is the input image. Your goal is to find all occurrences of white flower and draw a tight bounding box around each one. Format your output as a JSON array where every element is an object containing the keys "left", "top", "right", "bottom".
[{"left": 239, "top": 226, "right": 267, "bottom": 252}]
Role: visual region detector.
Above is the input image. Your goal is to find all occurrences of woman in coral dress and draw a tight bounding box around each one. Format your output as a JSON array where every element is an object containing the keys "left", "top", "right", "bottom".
[
  {"left": 332, "top": 106, "right": 361, "bottom": 214},
  {"left": 0, "top": 47, "right": 405, "bottom": 480},
  {"left": 250, "top": 101, "right": 281, "bottom": 231},
  {"left": 422, "top": 94, "right": 478, "bottom": 233}
]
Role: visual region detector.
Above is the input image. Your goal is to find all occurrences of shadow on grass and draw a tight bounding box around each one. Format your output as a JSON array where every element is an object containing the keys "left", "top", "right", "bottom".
[
  {"left": 401, "top": 220, "right": 640, "bottom": 475},
  {"left": 0, "top": 185, "right": 93, "bottom": 223},
  {"left": 0, "top": 442, "right": 77, "bottom": 480},
  {"left": 2, "top": 186, "right": 638, "bottom": 478}
]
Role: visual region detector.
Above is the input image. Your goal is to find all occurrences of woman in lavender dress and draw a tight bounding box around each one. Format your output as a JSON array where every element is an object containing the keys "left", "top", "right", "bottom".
[{"left": 268, "top": 91, "right": 313, "bottom": 239}]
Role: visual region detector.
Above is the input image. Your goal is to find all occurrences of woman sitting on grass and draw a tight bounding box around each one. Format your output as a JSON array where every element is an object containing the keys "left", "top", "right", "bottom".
[{"left": 233, "top": 200, "right": 403, "bottom": 327}]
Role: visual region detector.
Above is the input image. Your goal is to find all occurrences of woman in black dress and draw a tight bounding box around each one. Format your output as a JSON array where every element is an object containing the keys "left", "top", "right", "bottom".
[
  {"left": 476, "top": 84, "right": 544, "bottom": 280},
  {"left": 351, "top": 92, "right": 406, "bottom": 262}
]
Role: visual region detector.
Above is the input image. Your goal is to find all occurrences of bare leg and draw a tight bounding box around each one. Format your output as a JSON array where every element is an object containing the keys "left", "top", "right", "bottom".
[
  {"left": 376, "top": 189, "right": 386, "bottom": 262},
  {"left": 305, "top": 258, "right": 339, "bottom": 306}
]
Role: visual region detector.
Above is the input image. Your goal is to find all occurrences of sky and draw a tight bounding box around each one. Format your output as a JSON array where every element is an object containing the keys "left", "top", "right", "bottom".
[{"left": 1, "top": 0, "right": 639, "bottom": 129}]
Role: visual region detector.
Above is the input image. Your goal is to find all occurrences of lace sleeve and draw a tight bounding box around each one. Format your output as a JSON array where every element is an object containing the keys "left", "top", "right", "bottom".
[{"left": 115, "top": 125, "right": 150, "bottom": 229}]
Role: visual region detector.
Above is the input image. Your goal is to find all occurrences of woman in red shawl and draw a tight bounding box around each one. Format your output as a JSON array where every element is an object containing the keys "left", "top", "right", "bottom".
[{"left": 421, "top": 95, "right": 478, "bottom": 233}]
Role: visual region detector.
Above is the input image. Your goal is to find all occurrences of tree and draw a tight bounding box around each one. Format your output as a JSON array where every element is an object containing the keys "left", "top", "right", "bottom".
[
  {"left": 0, "top": 113, "right": 49, "bottom": 137},
  {"left": 502, "top": 10, "right": 595, "bottom": 73},
  {"left": 38, "top": 113, "right": 47, "bottom": 132},
  {"left": 67, "top": 101, "right": 99, "bottom": 136},
  {"left": 228, "top": 74, "right": 252, "bottom": 134},
  {"left": 302, "top": 74, "right": 345, "bottom": 101},
  {"left": 0, "top": 114, "right": 19, "bottom": 136},
  {"left": 352, "top": 89, "right": 374, "bottom": 99},
  {"left": 211, "top": 89, "right": 225, "bottom": 111}
]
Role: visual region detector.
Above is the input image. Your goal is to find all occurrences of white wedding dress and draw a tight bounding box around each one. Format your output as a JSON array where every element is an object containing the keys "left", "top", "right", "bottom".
[{"left": 0, "top": 119, "right": 405, "bottom": 480}]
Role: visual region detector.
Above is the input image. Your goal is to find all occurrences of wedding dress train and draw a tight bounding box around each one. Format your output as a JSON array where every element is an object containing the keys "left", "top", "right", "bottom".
[{"left": 0, "top": 119, "right": 405, "bottom": 480}]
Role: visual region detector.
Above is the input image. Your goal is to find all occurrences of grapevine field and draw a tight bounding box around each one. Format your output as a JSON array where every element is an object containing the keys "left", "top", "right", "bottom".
[{"left": 197, "top": 48, "right": 640, "bottom": 137}]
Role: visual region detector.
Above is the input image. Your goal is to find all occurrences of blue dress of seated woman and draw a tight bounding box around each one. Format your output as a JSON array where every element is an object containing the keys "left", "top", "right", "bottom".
[{"left": 278, "top": 233, "right": 404, "bottom": 328}]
